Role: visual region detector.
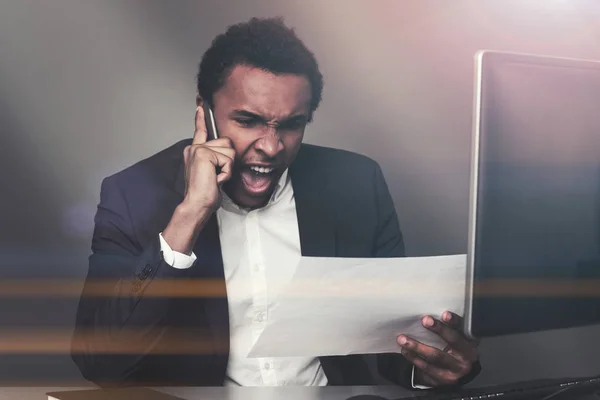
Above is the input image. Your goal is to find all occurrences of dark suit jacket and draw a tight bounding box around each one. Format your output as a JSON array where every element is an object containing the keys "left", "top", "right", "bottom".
[{"left": 72, "top": 139, "right": 478, "bottom": 388}]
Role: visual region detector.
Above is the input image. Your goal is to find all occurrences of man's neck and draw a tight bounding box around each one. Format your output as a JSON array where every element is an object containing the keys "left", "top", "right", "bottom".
[{"left": 221, "top": 187, "right": 274, "bottom": 212}]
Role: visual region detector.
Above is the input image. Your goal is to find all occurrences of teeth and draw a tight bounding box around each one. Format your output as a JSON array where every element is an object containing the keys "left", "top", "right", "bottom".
[{"left": 250, "top": 166, "right": 274, "bottom": 174}]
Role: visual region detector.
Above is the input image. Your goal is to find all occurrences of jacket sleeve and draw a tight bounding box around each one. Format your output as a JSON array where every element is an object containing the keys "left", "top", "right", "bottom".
[
  {"left": 71, "top": 176, "right": 196, "bottom": 386},
  {"left": 370, "top": 162, "right": 481, "bottom": 389}
]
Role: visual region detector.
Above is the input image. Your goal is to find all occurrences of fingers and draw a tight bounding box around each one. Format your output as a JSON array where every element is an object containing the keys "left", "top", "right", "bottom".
[
  {"left": 399, "top": 336, "right": 473, "bottom": 386},
  {"left": 410, "top": 356, "right": 463, "bottom": 387},
  {"left": 189, "top": 137, "right": 235, "bottom": 165},
  {"left": 184, "top": 136, "right": 235, "bottom": 185},
  {"left": 414, "top": 369, "right": 446, "bottom": 387},
  {"left": 203, "top": 137, "right": 233, "bottom": 150},
  {"left": 397, "top": 335, "right": 462, "bottom": 373},
  {"left": 205, "top": 139, "right": 236, "bottom": 184},
  {"left": 397, "top": 312, "right": 480, "bottom": 387},
  {"left": 212, "top": 151, "right": 234, "bottom": 184},
  {"left": 184, "top": 142, "right": 235, "bottom": 163},
  {"left": 422, "top": 316, "right": 464, "bottom": 353},
  {"left": 441, "top": 311, "right": 481, "bottom": 348},
  {"left": 441, "top": 311, "right": 462, "bottom": 326},
  {"left": 401, "top": 347, "right": 445, "bottom": 377},
  {"left": 193, "top": 106, "right": 208, "bottom": 145},
  {"left": 422, "top": 314, "right": 479, "bottom": 362}
]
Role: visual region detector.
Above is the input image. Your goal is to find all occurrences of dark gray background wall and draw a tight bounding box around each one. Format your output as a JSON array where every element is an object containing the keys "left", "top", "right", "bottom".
[{"left": 0, "top": 0, "right": 598, "bottom": 385}]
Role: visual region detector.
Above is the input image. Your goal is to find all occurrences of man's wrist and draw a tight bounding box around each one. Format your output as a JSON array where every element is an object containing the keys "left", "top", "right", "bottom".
[
  {"left": 175, "top": 199, "right": 213, "bottom": 226},
  {"left": 162, "top": 202, "right": 211, "bottom": 255}
]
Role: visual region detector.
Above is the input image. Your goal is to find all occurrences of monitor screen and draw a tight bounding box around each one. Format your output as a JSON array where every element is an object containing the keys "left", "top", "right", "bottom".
[{"left": 470, "top": 52, "right": 600, "bottom": 337}]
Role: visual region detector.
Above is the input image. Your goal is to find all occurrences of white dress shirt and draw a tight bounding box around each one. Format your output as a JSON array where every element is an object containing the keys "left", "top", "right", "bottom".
[
  {"left": 158, "top": 170, "right": 427, "bottom": 388},
  {"left": 160, "top": 170, "right": 327, "bottom": 386}
]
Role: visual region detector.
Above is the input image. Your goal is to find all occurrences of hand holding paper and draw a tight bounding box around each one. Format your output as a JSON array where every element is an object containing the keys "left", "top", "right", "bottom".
[
  {"left": 399, "top": 311, "right": 480, "bottom": 387},
  {"left": 248, "top": 254, "right": 468, "bottom": 358}
]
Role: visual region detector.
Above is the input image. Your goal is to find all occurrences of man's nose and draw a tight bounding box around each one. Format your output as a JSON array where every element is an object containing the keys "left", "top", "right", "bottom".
[{"left": 255, "top": 128, "right": 284, "bottom": 158}]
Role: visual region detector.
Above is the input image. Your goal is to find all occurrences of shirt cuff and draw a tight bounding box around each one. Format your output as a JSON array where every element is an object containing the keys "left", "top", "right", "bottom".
[
  {"left": 158, "top": 232, "right": 197, "bottom": 269},
  {"left": 411, "top": 366, "right": 432, "bottom": 389}
]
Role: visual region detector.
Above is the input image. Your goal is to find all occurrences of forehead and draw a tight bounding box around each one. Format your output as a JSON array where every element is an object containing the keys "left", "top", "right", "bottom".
[{"left": 214, "top": 65, "right": 312, "bottom": 118}]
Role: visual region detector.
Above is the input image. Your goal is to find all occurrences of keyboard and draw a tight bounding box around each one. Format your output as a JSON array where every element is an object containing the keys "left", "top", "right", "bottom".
[{"left": 403, "top": 375, "right": 600, "bottom": 400}]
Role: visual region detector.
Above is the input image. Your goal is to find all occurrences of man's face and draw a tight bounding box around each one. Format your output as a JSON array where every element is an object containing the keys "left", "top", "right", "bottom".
[{"left": 208, "top": 65, "right": 312, "bottom": 209}]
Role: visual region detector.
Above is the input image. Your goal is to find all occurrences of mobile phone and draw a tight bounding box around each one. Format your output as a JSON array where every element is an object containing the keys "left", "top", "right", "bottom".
[{"left": 203, "top": 102, "right": 219, "bottom": 140}]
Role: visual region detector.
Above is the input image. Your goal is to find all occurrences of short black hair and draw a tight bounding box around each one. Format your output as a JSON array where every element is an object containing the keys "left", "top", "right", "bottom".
[{"left": 197, "top": 17, "right": 323, "bottom": 121}]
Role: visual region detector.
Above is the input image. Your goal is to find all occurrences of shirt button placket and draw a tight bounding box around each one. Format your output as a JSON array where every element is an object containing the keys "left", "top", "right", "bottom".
[{"left": 246, "top": 211, "right": 276, "bottom": 385}]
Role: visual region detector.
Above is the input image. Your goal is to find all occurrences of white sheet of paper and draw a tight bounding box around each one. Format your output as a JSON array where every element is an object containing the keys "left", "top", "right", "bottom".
[{"left": 247, "top": 254, "right": 466, "bottom": 358}]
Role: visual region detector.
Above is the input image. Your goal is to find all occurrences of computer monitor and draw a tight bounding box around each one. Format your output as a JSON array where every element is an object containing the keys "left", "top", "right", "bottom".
[{"left": 465, "top": 50, "right": 600, "bottom": 339}]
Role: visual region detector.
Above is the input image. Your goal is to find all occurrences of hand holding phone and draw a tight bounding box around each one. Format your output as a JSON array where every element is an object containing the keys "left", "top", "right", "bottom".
[
  {"left": 182, "top": 105, "right": 235, "bottom": 210},
  {"left": 162, "top": 106, "right": 233, "bottom": 254}
]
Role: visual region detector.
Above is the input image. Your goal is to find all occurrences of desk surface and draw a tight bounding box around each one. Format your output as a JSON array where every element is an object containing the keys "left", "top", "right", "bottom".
[
  {"left": 3, "top": 385, "right": 600, "bottom": 400},
  {"left": 0, "top": 386, "right": 414, "bottom": 400}
]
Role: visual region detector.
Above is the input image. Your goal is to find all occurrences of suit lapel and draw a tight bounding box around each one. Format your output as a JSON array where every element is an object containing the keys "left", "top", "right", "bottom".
[{"left": 290, "top": 144, "right": 337, "bottom": 257}]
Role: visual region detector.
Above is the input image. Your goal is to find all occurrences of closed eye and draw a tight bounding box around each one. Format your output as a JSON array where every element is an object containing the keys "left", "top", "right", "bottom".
[
  {"left": 231, "top": 110, "right": 308, "bottom": 130},
  {"left": 275, "top": 115, "right": 308, "bottom": 131},
  {"left": 279, "top": 119, "right": 307, "bottom": 130},
  {"left": 235, "top": 118, "right": 259, "bottom": 128}
]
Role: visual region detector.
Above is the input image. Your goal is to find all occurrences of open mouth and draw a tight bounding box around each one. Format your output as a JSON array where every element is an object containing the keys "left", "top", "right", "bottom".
[{"left": 239, "top": 165, "right": 279, "bottom": 196}]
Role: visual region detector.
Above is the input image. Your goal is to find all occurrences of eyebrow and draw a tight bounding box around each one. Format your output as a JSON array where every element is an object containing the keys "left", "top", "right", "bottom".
[{"left": 230, "top": 109, "right": 308, "bottom": 124}]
